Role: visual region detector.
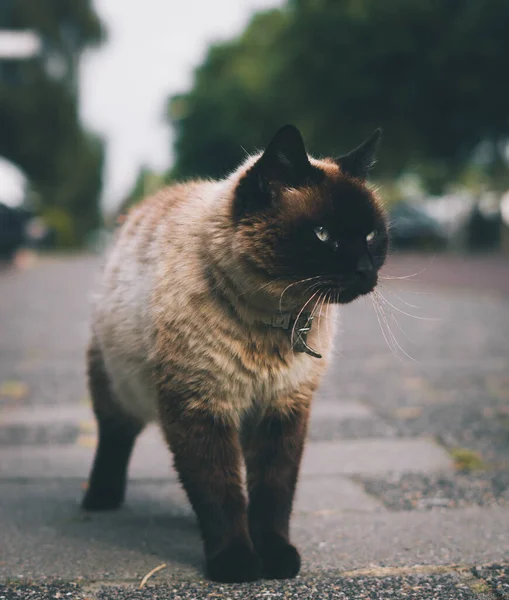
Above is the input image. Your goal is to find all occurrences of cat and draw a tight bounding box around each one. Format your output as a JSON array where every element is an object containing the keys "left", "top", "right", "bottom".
[{"left": 82, "top": 124, "right": 389, "bottom": 583}]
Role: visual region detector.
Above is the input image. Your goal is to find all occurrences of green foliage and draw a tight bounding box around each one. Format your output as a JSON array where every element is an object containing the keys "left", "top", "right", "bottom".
[
  {"left": 169, "top": 0, "right": 509, "bottom": 190},
  {"left": 12, "top": 0, "right": 104, "bottom": 50},
  {"left": 0, "top": 0, "right": 105, "bottom": 246}
]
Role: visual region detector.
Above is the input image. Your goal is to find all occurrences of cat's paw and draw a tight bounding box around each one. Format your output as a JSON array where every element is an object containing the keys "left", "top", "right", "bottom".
[
  {"left": 207, "top": 543, "right": 262, "bottom": 583},
  {"left": 259, "top": 535, "right": 301, "bottom": 579}
]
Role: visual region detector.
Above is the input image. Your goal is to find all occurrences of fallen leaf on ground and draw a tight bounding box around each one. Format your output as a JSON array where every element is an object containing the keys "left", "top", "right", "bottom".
[
  {"left": 79, "top": 420, "right": 96, "bottom": 433},
  {"left": 77, "top": 434, "right": 97, "bottom": 448},
  {"left": 393, "top": 406, "right": 422, "bottom": 419},
  {"left": 0, "top": 380, "right": 29, "bottom": 400}
]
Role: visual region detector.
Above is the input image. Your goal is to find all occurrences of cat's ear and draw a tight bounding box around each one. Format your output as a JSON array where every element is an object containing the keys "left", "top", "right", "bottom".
[
  {"left": 233, "top": 125, "right": 311, "bottom": 219},
  {"left": 256, "top": 124, "right": 311, "bottom": 186},
  {"left": 336, "top": 128, "right": 382, "bottom": 181}
]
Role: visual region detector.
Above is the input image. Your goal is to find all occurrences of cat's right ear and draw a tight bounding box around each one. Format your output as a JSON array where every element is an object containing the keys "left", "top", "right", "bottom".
[
  {"left": 233, "top": 125, "right": 312, "bottom": 219},
  {"left": 256, "top": 124, "right": 311, "bottom": 187}
]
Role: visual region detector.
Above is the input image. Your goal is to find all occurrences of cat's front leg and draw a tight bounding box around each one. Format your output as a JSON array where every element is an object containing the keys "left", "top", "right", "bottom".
[
  {"left": 243, "top": 392, "right": 311, "bottom": 579},
  {"left": 158, "top": 394, "right": 261, "bottom": 583}
]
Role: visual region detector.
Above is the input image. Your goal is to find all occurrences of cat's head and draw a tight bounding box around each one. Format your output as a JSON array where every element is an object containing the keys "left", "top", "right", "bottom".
[{"left": 229, "top": 125, "right": 389, "bottom": 306}]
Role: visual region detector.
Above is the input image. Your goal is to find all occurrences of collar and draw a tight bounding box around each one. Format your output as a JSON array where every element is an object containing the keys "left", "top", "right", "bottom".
[{"left": 259, "top": 311, "right": 322, "bottom": 359}]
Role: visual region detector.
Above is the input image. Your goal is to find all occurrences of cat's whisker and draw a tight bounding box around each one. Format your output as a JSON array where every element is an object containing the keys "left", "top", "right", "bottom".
[
  {"left": 373, "top": 292, "right": 397, "bottom": 354},
  {"left": 376, "top": 290, "right": 439, "bottom": 321},
  {"left": 374, "top": 292, "right": 405, "bottom": 359},
  {"left": 379, "top": 285, "right": 422, "bottom": 310},
  {"left": 311, "top": 291, "right": 324, "bottom": 318},
  {"left": 324, "top": 291, "right": 332, "bottom": 337},
  {"left": 389, "top": 311, "right": 417, "bottom": 345},
  {"left": 290, "top": 289, "right": 320, "bottom": 349},
  {"left": 375, "top": 287, "right": 424, "bottom": 352},
  {"left": 244, "top": 276, "right": 285, "bottom": 296},
  {"left": 291, "top": 280, "right": 326, "bottom": 315},
  {"left": 379, "top": 263, "right": 430, "bottom": 281},
  {"left": 294, "top": 281, "right": 323, "bottom": 307},
  {"left": 315, "top": 293, "right": 324, "bottom": 349},
  {"left": 371, "top": 294, "right": 397, "bottom": 357},
  {"left": 321, "top": 293, "right": 330, "bottom": 351},
  {"left": 278, "top": 276, "right": 323, "bottom": 313},
  {"left": 374, "top": 291, "right": 417, "bottom": 362},
  {"left": 313, "top": 291, "right": 327, "bottom": 352}
]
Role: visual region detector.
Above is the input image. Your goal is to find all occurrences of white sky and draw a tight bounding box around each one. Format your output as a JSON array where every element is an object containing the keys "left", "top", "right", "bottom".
[
  {"left": 0, "top": 157, "right": 26, "bottom": 207},
  {"left": 80, "top": 0, "right": 284, "bottom": 212}
]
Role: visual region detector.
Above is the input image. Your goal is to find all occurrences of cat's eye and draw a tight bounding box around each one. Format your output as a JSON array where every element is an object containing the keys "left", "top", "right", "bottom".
[
  {"left": 314, "top": 226, "right": 330, "bottom": 243},
  {"left": 366, "top": 230, "right": 376, "bottom": 243}
]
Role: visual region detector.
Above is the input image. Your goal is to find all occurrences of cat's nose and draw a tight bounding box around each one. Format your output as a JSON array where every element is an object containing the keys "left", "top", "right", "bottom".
[{"left": 356, "top": 253, "right": 374, "bottom": 276}]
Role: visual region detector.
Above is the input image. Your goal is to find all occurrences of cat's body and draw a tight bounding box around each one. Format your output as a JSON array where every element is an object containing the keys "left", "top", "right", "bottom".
[
  {"left": 94, "top": 178, "right": 332, "bottom": 427},
  {"left": 83, "top": 125, "right": 388, "bottom": 583}
]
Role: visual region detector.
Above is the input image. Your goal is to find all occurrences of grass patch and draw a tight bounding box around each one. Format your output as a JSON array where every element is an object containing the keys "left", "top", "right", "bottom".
[
  {"left": 450, "top": 448, "right": 487, "bottom": 472},
  {"left": 469, "top": 580, "right": 491, "bottom": 594}
]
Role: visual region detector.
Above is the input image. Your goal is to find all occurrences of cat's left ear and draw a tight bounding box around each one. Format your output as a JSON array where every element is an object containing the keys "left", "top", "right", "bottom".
[
  {"left": 256, "top": 124, "right": 311, "bottom": 187},
  {"left": 336, "top": 128, "right": 382, "bottom": 181}
]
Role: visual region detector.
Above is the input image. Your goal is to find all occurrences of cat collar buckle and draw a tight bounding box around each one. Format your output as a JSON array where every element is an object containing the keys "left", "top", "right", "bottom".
[
  {"left": 292, "top": 312, "right": 322, "bottom": 359},
  {"left": 266, "top": 311, "right": 322, "bottom": 359}
]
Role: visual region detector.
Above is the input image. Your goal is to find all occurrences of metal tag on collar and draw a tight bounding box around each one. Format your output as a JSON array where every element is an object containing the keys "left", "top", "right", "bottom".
[{"left": 293, "top": 313, "right": 322, "bottom": 359}]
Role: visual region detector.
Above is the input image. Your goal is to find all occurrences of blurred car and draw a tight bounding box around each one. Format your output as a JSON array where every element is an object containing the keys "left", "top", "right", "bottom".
[
  {"left": 0, "top": 202, "right": 28, "bottom": 264},
  {"left": 388, "top": 201, "right": 448, "bottom": 250}
]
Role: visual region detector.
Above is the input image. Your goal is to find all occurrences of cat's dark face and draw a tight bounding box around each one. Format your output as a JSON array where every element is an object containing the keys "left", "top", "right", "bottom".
[{"left": 232, "top": 125, "right": 389, "bottom": 305}]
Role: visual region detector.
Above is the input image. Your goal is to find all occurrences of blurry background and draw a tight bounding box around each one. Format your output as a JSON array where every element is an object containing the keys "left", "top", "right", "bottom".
[{"left": 1, "top": 0, "right": 509, "bottom": 259}]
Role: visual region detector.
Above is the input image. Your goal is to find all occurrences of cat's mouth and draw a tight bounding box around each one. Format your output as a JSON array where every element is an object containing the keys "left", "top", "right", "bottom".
[{"left": 315, "top": 273, "right": 378, "bottom": 304}]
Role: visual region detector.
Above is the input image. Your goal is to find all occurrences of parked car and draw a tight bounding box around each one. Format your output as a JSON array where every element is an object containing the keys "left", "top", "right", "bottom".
[
  {"left": 388, "top": 201, "right": 448, "bottom": 250},
  {"left": 0, "top": 202, "right": 30, "bottom": 264}
]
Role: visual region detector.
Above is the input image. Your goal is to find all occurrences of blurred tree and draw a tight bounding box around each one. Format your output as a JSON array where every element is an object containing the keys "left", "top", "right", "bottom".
[
  {"left": 169, "top": 0, "right": 509, "bottom": 192},
  {"left": 0, "top": 0, "right": 105, "bottom": 246}
]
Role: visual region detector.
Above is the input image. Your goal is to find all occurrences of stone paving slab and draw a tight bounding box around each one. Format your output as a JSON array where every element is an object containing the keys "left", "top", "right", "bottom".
[
  {"left": 0, "top": 433, "right": 454, "bottom": 479},
  {"left": 295, "top": 476, "right": 384, "bottom": 514},
  {"left": 1, "top": 480, "right": 508, "bottom": 581},
  {"left": 302, "top": 439, "right": 453, "bottom": 476},
  {"left": 0, "top": 405, "right": 92, "bottom": 426},
  {"left": 126, "top": 477, "right": 384, "bottom": 517},
  {"left": 310, "top": 399, "right": 374, "bottom": 420},
  {"left": 0, "top": 425, "right": 173, "bottom": 480},
  {"left": 0, "top": 399, "right": 376, "bottom": 448}
]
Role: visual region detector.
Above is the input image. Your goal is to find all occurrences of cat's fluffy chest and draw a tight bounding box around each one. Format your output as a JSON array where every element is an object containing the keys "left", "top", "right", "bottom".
[
  {"left": 101, "top": 316, "right": 325, "bottom": 426},
  {"left": 150, "top": 302, "right": 330, "bottom": 424}
]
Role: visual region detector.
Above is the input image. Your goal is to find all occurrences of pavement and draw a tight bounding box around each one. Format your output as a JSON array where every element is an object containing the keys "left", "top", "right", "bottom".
[{"left": 0, "top": 252, "right": 508, "bottom": 599}]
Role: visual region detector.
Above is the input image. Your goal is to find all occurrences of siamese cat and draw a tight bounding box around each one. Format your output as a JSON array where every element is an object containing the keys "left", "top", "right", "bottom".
[{"left": 82, "top": 125, "right": 389, "bottom": 582}]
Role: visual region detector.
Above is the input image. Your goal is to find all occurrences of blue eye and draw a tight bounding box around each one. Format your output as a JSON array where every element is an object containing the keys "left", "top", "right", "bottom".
[{"left": 314, "top": 226, "right": 330, "bottom": 243}]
